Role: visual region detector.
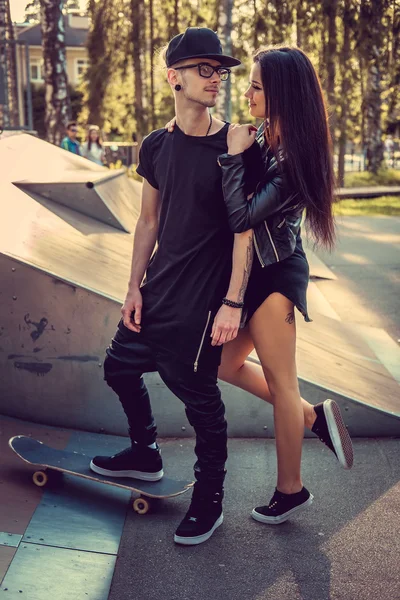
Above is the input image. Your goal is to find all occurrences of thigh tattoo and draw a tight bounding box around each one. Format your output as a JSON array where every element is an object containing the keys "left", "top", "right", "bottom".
[{"left": 285, "top": 311, "right": 295, "bottom": 325}]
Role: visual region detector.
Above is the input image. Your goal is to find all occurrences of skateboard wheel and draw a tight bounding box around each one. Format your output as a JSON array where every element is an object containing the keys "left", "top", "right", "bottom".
[
  {"left": 33, "top": 471, "right": 48, "bottom": 487},
  {"left": 133, "top": 497, "right": 150, "bottom": 515}
]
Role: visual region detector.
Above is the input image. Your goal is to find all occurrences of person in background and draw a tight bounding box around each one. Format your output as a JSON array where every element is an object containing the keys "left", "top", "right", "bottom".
[
  {"left": 60, "top": 121, "right": 81, "bottom": 155},
  {"left": 81, "top": 126, "right": 106, "bottom": 166},
  {"left": 384, "top": 135, "right": 395, "bottom": 167}
]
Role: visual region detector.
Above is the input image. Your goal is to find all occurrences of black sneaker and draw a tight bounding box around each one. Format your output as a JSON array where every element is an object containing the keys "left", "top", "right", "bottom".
[
  {"left": 312, "top": 399, "right": 354, "bottom": 470},
  {"left": 90, "top": 443, "right": 163, "bottom": 481},
  {"left": 174, "top": 483, "right": 224, "bottom": 546},
  {"left": 252, "top": 487, "right": 314, "bottom": 525}
]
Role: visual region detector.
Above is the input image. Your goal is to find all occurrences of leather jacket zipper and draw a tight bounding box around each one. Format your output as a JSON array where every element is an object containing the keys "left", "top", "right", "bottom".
[
  {"left": 194, "top": 311, "right": 211, "bottom": 372},
  {"left": 264, "top": 221, "right": 280, "bottom": 262},
  {"left": 253, "top": 232, "right": 265, "bottom": 267}
]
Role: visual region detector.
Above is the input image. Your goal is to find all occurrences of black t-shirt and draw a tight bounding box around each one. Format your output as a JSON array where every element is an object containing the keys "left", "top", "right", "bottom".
[{"left": 136, "top": 122, "right": 233, "bottom": 370}]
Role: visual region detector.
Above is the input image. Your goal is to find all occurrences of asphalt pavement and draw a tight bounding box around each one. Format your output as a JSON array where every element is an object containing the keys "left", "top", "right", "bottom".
[
  {"left": 109, "top": 437, "right": 400, "bottom": 600},
  {"left": 311, "top": 215, "right": 400, "bottom": 342}
]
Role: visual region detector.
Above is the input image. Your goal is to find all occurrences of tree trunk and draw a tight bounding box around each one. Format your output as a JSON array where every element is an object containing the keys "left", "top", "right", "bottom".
[
  {"left": 0, "top": 0, "right": 9, "bottom": 128},
  {"left": 86, "top": 0, "right": 112, "bottom": 128},
  {"left": 360, "top": 0, "right": 387, "bottom": 173},
  {"left": 296, "top": 0, "right": 307, "bottom": 48},
  {"left": 131, "top": 0, "right": 146, "bottom": 144},
  {"left": 149, "top": 0, "right": 155, "bottom": 130},
  {"left": 212, "top": 0, "right": 221, "bottom": 33},
  {"left": 338, "top": 0, "right": 352, "bottom": 187},
  {"left": 273, "top": 0, "right": 293, "bottom": 44},
  {"left": 253, "top": 0, "right": 258, "bottom": 50},
  {"left": 40, "top": 0, "right": 71, "bottom": 144},
  {"left": 386, "top": 0, "right": 400, "bottom": 129},
  {"left": 216, "top": 0, "right": 233, "bottom": 122},
  {"left": 167, "top": 0, "right": 179, "bottom": 41},
  {"left": 6, "top": 0, "right": 18, "bottom": 127},
  {"left": 26, "top": 0, "right": 80, "bottom": 23},
  {"left": 323, "top": 0, "right": 338, "bottom": 146}
]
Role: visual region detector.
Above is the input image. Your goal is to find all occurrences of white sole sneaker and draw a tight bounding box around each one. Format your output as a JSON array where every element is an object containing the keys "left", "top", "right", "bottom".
[
  {"left": 324, "top": 399, "right": 354, "bottom": 470},
  {"left": 89, "top": 460, "right": 164, "bottom": 481},
  {"left": 251, "top": 494, "right": 314, "bottom": 525},
  {"left": 174, "top": 513, "right": 224, "bottom": 545}
]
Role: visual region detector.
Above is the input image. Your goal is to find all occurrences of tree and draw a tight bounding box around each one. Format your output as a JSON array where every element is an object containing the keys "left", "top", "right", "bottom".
[
  {"left": 40, "top": 0, "right": 71, "bottom": 144},
  {"left": 131, "top": 0, "right": 147, "bottom": 144},
  {"left": 216, "top": 0, "right": 234, "bottom": 121},
  {"left": 0, "top": 0, "right": 9, "bottom": 128},
  {"left": 85, "top": 0, "right": 114, "bottom": 128},
  {"left": 322, "top": 0, "right": 338, "bottom": 146},
  {"left": 149, "top": 0, "right": 156, "bottom": 130},
  {"left": 25, "top": 0, "right": 80, "bottom": 23},
  {"left": 386, "top": 0, "right": 400, "bottom": 131},
  {"left": 338, "top": 0, "right": 356, "bottom": 186},
  {"left": 6, "top": 0, "right": 18, "bottom": 126},
  {"left": 358, "top": 0, "right": 388, "bottom": 173},
  {"left": 271, "top": 0, "right": 294, "bottom": 44}
]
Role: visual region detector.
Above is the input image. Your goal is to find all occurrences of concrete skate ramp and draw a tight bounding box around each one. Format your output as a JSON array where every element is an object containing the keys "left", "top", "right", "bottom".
[
  {"left": 296, "top": 315, "right": 400, "bottom": 415},
  {"left": 2, "top": 132, "right": 141, "bottom": 232},
  {"left": 0, "top": 132, "right": 399, "bottom": 437},
  {"left": 303, "top": 242, "right": 337, "bottom": 281}
]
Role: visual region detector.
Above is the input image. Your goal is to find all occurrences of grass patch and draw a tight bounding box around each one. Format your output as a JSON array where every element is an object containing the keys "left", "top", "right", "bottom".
[
  {"left": 334, "top": 196, "right": 400, "bottom": 216},
  {"left": 344, "top": 169, "right": 400, "bottom": 188}
]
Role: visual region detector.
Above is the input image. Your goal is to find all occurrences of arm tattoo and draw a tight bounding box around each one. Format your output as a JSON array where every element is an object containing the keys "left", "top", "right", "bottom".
[
  {"left": 238, "top": 234, "right": 254, "bottom": 302},
  {"left": 285, "top": 311, "right": 295, "bottom": 324}
]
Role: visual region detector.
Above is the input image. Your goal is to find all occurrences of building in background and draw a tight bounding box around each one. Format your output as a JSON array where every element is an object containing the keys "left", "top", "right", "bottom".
[{"left": 16, "top": 13, "right": 89, "bottom": 88}]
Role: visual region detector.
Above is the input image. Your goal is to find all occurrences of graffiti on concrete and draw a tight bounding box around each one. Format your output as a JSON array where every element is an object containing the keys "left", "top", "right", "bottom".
[
  {"left": 14, "top": 362, "right": 53, "bottom": 376},
  {"left": 24, "top": 315, "right": 49, "bottom": 342}
]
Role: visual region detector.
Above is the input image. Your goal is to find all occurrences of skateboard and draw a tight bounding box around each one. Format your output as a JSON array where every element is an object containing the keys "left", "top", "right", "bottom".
[{"left": 9, "top": 435, "right": 193, "bottom": 515}]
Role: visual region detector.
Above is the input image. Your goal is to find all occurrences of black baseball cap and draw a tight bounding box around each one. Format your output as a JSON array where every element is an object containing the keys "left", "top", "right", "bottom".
[{"left": 166, "top": 27, "right": 241, "bottom": 68}]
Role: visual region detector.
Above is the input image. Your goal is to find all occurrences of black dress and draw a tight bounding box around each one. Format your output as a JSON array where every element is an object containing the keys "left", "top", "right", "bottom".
[{"left": 244, "top": 231, "right": 311, "bottom": 325}]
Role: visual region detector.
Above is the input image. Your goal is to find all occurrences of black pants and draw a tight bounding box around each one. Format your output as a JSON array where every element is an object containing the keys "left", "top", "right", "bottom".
[{"left": 104, "top": 319, "right": 227, "bottom": 488}]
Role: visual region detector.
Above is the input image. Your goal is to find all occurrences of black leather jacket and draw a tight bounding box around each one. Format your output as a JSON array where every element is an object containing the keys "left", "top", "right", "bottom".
[{"left": 218, "top": 130, "right": 303, "bottom": 267}]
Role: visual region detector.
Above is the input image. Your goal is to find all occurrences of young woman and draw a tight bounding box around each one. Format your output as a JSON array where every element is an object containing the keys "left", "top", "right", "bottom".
[
  {"left": 216, "top": 46, "right": 353, "bottom": 524},
  {"left": 81, "top": 126, "right": 106, "bottom": 166}
]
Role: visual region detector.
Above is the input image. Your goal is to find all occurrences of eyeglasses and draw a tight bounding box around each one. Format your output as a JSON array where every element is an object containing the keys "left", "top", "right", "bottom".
[
  {"left": 69, "top": 128, "right": 78, "bottom": 133},
  {"left": 174, "top": 63, "right": 231, "bottom": 81}
]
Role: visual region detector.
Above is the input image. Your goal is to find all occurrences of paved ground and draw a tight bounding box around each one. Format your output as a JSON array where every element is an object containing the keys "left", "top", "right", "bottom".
[
  {"left": 110, "top": 437, "right": 400, "bottom": 600},
  {"left": 312, "top": 216, "right": 400, "bottom": 342}
]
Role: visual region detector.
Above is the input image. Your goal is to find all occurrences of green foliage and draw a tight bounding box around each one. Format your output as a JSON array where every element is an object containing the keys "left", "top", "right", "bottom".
[
  {"left": 76, "top": 0, "right": 400, "bottom": 160},
  {"left": 334, "top": 196, "right": 400, "bottom": 216},
  {"left": 344, "top": 169, "right": 400, "bottom": 187}
]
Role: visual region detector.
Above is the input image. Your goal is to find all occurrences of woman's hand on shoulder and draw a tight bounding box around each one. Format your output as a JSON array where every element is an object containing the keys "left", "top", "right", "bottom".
[
  {"left": 227, "top": 123, "right": 257, "bottom": 155},
  {"left": 165, "top": 117, "right": 176, "bottom": 133}
]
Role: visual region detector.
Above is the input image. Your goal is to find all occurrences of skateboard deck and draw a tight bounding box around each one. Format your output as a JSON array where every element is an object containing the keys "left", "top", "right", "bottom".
[{"left": 9, "top": 435, "right": 193, "bottom": 514}]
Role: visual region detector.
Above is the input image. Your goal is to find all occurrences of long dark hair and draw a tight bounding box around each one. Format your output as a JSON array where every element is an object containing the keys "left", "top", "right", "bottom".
[{"left": 254, "top": 46, "right": 336, "bottom": 249}]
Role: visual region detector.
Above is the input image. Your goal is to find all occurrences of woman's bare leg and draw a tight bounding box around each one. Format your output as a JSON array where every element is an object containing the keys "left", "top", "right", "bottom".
[
  {"left": 219, "top": 326, "right": 316, "bottom": 430},
  {"left": 249, "top": 293, "right": 304, "bottom": 494}
]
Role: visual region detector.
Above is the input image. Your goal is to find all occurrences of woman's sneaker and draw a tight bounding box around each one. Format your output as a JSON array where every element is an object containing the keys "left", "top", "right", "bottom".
[
  {"left": 252, "top": 487, "right": 314, "bottom": 525},
  {"left": 90, "top": 443, "right": 163, "bottom": 481},
  {"left": 174, "top": 483, "right": 224, "bottom": 545},
  {"left": 312, "top": 399, "right": 354, "bottom": 470}
]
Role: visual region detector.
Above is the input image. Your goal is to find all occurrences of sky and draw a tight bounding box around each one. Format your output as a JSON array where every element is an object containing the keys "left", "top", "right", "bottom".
[
  {"left": 10, "top": 0, "right": 28, "bottom": 22},
  {"left": 10, "top": 0, "right": 86, "bottom": 22}
]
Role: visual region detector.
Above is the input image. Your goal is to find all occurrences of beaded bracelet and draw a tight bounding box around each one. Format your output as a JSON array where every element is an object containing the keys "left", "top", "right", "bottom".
[{"left": 222, "top": 297, "right": 244, "bottom": 309}]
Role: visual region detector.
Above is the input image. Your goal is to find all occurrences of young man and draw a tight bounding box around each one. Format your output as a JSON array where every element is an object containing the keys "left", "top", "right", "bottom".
[
  {"left": 60, "top": 121, "right": 81, "bottom": 155},
  {"left": 90, "top": 28, "right": 253, "bottom": 545}
]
